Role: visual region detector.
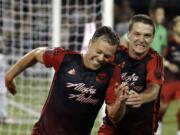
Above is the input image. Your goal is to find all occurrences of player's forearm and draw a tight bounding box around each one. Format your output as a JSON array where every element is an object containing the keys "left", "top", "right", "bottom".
[
  {"left": 141, "top": 83, "right": 160, "bottom": 103},
  {"left": 107, "top": 99, "right": 126, "bottom": 124}
]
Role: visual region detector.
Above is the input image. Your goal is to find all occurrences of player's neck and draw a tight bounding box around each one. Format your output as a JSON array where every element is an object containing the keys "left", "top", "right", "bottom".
[
  {"left": 82, "top": 53, "right": 89, "bottom": 69},
  {"left": 128, "top": 49, "right": 148, "bottom": 60}
]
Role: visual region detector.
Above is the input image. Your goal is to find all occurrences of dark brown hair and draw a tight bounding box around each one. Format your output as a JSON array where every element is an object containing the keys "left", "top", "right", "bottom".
[
  {"left": 129, "top": 14, "right": 156, "bottom": 35},
  {"left": 92, "top": 26, "right": 120, "bottom": 47}
]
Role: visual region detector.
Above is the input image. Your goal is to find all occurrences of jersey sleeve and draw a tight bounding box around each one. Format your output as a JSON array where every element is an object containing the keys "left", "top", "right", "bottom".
[
  {"left": 105, "top": 65, "right": 121, "bottom": 104},
  {"left": 43, "top": 47, "right": 65, "bottom": 71},
  {"left": 147, "top": 54, "right": 164, "bottom": 85}
]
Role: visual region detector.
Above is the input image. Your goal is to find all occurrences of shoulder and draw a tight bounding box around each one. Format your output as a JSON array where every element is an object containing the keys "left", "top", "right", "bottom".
[
  {"left": 146, "top": 49, "right": 164, "bottom": 83},
  {"left": 120, "top": 33, "right": 129, "bottom": 47},
  {"left": 100, "top": 62, "right": 120, "bottom": 78},
  {"left": 147, "top": 48, "right": 163, "bottom": 65},
  {"left": 102, "top": 61, "right": 120, "bottom": 72},
  {"left": 104, "top": 61, "right": 117, "bottom": 68},
  {"left": 148, "top": 48, "right": 162, "bottom": 58},
  {"left": 45, "top": 47, "right": 80, "bottom": 56},
  {"left": 62, "top": 49, "right": 81, "bottom": 63},
  {"left": 116, "top": 45, "right": 128, "bottom": 53},
  {"left": 113, "top": 45, "right": 128, "bottom": 64}
]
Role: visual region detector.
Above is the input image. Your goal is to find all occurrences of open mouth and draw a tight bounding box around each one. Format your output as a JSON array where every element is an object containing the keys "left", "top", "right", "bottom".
[
  {"left": 94, "top": 61, "right": 102, "bottom": 66},
  {"left": 93, "top": 60, "right": 104, "bottom": 68},
  {"left": 135, "top": 44, "right": 146, "bottom": 50}
]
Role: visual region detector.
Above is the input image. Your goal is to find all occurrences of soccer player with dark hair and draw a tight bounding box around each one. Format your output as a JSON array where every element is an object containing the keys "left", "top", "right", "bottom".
[
  {"left": 5, "top": 26, "right": 128, "bottom": 135},
  {"left": 98, "top": 14, "right": 164, "bottom": 135}
]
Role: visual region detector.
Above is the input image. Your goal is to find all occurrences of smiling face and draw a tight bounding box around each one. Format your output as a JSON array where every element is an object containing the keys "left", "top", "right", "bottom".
[
  {"left": 83, "top": 36, "right": 117, "bottom": 70},
  {"left": 127, "top": 22, "right": 154, "bottom": 59}
]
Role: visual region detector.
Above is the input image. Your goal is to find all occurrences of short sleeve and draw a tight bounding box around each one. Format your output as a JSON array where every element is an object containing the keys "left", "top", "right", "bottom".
[
  {"left": 147, "top": 54, "right": 164, "bottom": 85},
  {"left": 43, "top": 47, "right": 65, "bottom": 71},
  {"left": 105, "top": 65, "right": 121, "bottom": 104}
]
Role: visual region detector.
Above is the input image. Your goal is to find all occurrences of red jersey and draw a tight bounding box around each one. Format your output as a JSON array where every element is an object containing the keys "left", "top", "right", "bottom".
[
  {"left": 100, "top": 46, "right": 164, "bottom": 135},
  {"left": 32, "top": 47, "right": 120, "bottom": 135}
]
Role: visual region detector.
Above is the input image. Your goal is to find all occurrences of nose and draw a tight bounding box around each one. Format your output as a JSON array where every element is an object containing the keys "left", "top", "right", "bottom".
[
  {"left": 98, "top": 54, "right": 105, "bottom": 62},
  {"left": 139, "top": 35, "right": 145, "bottom": 42}
]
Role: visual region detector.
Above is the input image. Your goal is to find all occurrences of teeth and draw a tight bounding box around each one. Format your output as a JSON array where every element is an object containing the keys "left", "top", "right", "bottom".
[
  {"left": 93, "top": 60, "right": 100, "bottom": 65},
  {"left": 137, "top": 44, "right": 145, "bottom": 47}
]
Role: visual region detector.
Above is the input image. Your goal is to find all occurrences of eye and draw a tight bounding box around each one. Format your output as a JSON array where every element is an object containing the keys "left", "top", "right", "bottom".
[
  {"left": 96, "top": 51, "right": 102, "bottom": 54},
  {"left": 134, "top": 32, "right": 141, "bottom": 36},
  {"left": 144, "top": 34, "right": 152, "bottom": 38},
  {"left": 104, "top": 54, "right": 111, "bottom": 59}
]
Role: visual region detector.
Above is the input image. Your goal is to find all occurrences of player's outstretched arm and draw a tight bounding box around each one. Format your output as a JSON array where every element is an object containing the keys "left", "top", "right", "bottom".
[
  {"left": 5, "top": 47, "right": 47, "bottom": 95},
  {"left": 106, "top": 82, "right": 129, "bottom": 124}
]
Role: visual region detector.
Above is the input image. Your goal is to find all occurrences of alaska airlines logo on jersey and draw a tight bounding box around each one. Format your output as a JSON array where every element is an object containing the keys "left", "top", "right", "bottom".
[
  {"left": 121, "top": 72, "right": 143, "bottom": 92},
  {"left": 66, "top": 83, "right": 99, "bottom": 105},
  {"left": 121, "top": 72, "right": 138, "bottom": 85}
]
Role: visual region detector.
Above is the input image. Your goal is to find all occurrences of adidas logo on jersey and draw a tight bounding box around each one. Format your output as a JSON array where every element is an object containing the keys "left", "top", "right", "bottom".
[{"left": 67, "top": 68, "right": 76, "bottom": 75}]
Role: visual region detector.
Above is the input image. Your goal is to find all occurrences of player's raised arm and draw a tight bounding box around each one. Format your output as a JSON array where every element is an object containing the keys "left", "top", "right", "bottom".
[
  {"left": 5, "top": 47, "right": 47, "bottom": 95},
  {"left": 107, "top": 82, "right": 129, "bottom": 123}
]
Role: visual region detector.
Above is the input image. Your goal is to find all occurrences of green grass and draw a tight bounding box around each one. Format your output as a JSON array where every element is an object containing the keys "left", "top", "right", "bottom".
[
  {"left": 161, "top": 101, "right": 178, "bottom": 135},
  {"left": 0, "top": 124, "right": 32, "bottom": 135},
  {"left": 0, "top": 76, "right": 49, "bottom": 135}
]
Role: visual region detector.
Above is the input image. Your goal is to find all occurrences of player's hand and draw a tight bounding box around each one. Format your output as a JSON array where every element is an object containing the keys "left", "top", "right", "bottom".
[
  {"left": 115, "top": 82, "right": 129, "bottom": 102},
  {"left": 5, "top": 75, "right": 17, "bottom": 95},
  {"left": 126, "top": 90, "right": 143, "bottom": 108}
]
